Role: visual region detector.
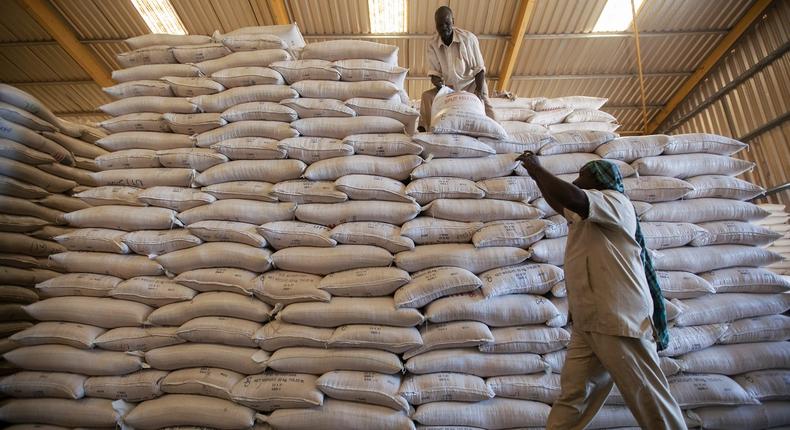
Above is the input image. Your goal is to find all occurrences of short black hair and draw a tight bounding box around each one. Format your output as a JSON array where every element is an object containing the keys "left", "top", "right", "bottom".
[{"left": 435, "top": 6, "right": 453, "bottom": 20}]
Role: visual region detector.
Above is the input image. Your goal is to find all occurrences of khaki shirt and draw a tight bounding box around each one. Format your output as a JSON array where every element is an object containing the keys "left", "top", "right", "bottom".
[
  {"left": 427, "top": 27, "right": 485, "bottom": 91},
  {"left": 563, "top": 189, "right": 654, "bottom": 339}
]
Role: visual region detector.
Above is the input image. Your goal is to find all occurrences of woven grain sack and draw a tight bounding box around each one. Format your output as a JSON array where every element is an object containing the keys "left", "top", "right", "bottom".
[
  {"left": 85, "top": 370, "right": 168, "bottom": 402},
  {"left": 100, "top": 112, "right": 169, "bottom": 133},
  {"left": 493, "top": 107, "right": 535, "bottom": 122},
  {"left": 486, "top": 373, "right": 561, "bottom": 403},
  {"left": 564, "top": 108, "right": 617, "bottom": 123},
  {"left": 210, "top": 67, "right": 285, "bottom": 89},
  {"left": 693, "top": 221, "right": 781, "bottom": 247},
  {"left": 37, "top": 193, "right": 89, "bottom": 213},
  {"left": 138, "top": 186, "right": 216, "bottom": 211},
  {"left": 156, "top": 242, "right": 271, "bottom": 274},
  {"left": 101, "top": 95, "right": 198, "bottom": 116},
  {"left": 24, "top": 296, "right": 152, "bottom": 328},
  {"left": 9, "top": 322, "right": 104, "bottom": 349},
  {"left": 334, "top": 59, "right": 407, "bottom": 84},
  {"left": 302, "top": 39, "right": 398, "bottom": 63},
  {"left": 685, "top": 403, "right": 776, "bottom": 430},
  {"left": 192, "top": 88, "right": 299, "bottom": 115},
  {"left": 400, "top": 373, "right": 493, "bottom": 405},
  {"left": 0, "top": 138, "right": 57, "bottom": 164},
  {"left": 414, "top": 398, "right": 550, "bottom": 429},
  {"left": 51, "top": 251, "right": 163, "bottom": 280},
  {"left": 515, "top": 152, "right": 600, "bottom": 177},
  {"left": 125, "top": 33, "right": 211, "bottom": 49},
  {"left": 255, "top": 320, "right": 333, "bottom": 351},
  {"left": 342, "top": 133, "right": 421, "bottom": 157},
  {"left": 103, "top": 80, "right": 173, "bottom": 99},
  {"left": 481, "top": 131, "right": 551, "bottom": 154},
  {"left": 537, "top": 96, "right": 607, "bottom": 111},
  {"left": 623, "top": 176, "right": 694, "bottom": 202},
  {"left": 633, "top": 153, "right": 754, "bottom": 178},
  {"left": 664, "top": 133, "right": 747, "bottom": 155},
  {"left": 686, "top": 174, "right": 765, "bottom": 200},
  {"left": 187, "top": 220, "right": 266, "bottom": 247},
  {"left": 173, "top": 268, "right": 256, "bottom": 296},
  {"left": 395, "top": 244, "right": 530, "bottom": 274},
  {"left": 4, "top": 344, "right": 144, "bottom": 375},
  {"left": 161, "top": 367, "right": 243, "bottom": 399},
  {"left": 94, "top": 327, "right": 184, "bottom": 352},
  {"left": 659, "top": 324, "right": 728, "bottom": 357},
  {"left": 196, "top": 159, "right": 304, "bottom": 185},
  {"left": 423, "top": 198, "right": 543, "bottom": 223},
  {"left": 0, "top": 371, "right": 86, "bottom": 399},
  {"left": 202, "top": 181, "right": 277, "bottom": 201},
  {"left": 74, "top": 186, "right": 141, "bottom": 207},
  {"left": 162, "top": 76, "right": 225, "bottom": 98},
  {"left": 64, "top": 206, "right": 180, "bottom": 231},
  {"left": 315, "top": 371, "right": 407, "bottom": 412},
  {"left": 35, "top": 272, "right": 119, "bottom": 298},
  {"left": 194, "top": 49, "right": 290, "bottom": 76},
  {"left": 196, "top": 121, "right": 297, "bottom": 147},
  {"left": 292, "top": 116, "right": 405, "bottom": 139},
  {"left": 411, "top": 154, "right": 519, "bottom": 181},
  {"left": 109, "top": 277, "right": 196, "bottom": 307},
  {"left": 221, "top": 103, "right": 295, "bottom": 125},
  {"left": 426, "top": 291, "right": 560, "bottom": 327},
  {"left": 0, "top": 285, "right": 37, "bottom": 303},
  {"left": 404, "top": 321, "right": 493, "bottom": 359},
  {"left": 538, "top": 130, "right": 616, "bottom": 155},
  {"left": 278, "top": 137, "right": 354, "bottom": 164},
  {"left": 295, "top": 201, "right": 420, "bottom": 226},
  {"left": 0, "top": 267, "right": 58, "bottom": 287},
  {"left": 212, "top": 137, "right": 286, "bottom": 160},
  {"left": 264, "top": 398, "right": 415, "bottom": 430},
  {"left": 401, "top": 218, "right": 483, "bottom": 245},
  {"left": 394, "top": 267, "right": 482, "bottom": 309},
  {"left": 178, "top": 200, "right": 296, "bottom": 225},
  {"left": 329, "top": 221, "right": 414, "bottom": 253},
  {"left": 328, "top": 325, "right": 422, "bottom": 354},
  {"left": 641, "top": 198, "right": 768, "bottom": 223},
  {"left": 91, "top": 168, "right": 195, "bottom": 188},
  {"left": 172, "top": 41, "right": 231, "bottom": 62},
  {"left": 594, "top": 134, "right": 669, "bottom": 162},
  {"left": 405, "top": 178, "right": 484, "bottom": 205},
  {"left": 0, "top": 398, "right": 126, "bottom": 427},
  {"left": 477, "top": 176, "right": 540, "bottom": 202},
  {"left": 335, "top": 174, "right": 412, "bottom": 202},
  {"left": 0, "top": 196, "right": 64, "bottom": 224},
  {"left": 656, "top": 271, "right": 715, "bottom": 299},
  {"left": 345, "top": 98, "right": 418, "bottom": 132},
  {"left": 213, "top": 31, "right": 286, "bottom": 52},
  {"left": 480, "top": 263, "right": 563, "bottom": 298},
  {"left": 527, "top": 108, "right": 573, "bottom": 125},
  {"left": 0, "top": 121, "right": 74, "bottom": 166},
  {"left": 176, "top": 317, "right": 260, "bottom": 347},
  {"left": 258, "top": 221, "right": 335, "bottom": 249},
  {"left": 266, "top": 347, "right": 403, "bottom": 374},
  {"left": 280, "top": 98, "right": 355, "bottom": 118},
  {"left": 639, "top": 222, "right": 703, "bottom": 249},
  {"left": 147, "top": 291, "right": 273, "bottom": 326},
  {"left": 653, "top": 245, "right": 781, "bottom": 273},
  {"left": 123, "top": 394, "right": 256, "bottom": 429},
  {"left": 319, "top": 267, "right": 410, "bottom": 297},
  {"left": 405, "top": 348, "right": 546, "bottom": 377},
  {"left": 430, "top": 88, "right": 507, "bottom": 139},
  {"left": 677, "top": 341, "right": 790, "bottom": 375},
  {"left": 253, "top": 270, "right": 329, "bottom": 306},
  {"left": 232, "top": 373, "right": 323, "bottom": 411},
  {"left": 701, "top": 267, "right": 789, "bottom": 294},
  {"left": 473, "top": 220, "right": 546, "bottom": 248},
  {"left": 0, "top": 83, "right": 61, "bottom": 127},
  {"left": 121, "top": 230, "right": 202, "bottom": 256},
  {"left": 278, "top": 297, "right": 423, "bottom": 328},
  {"left": 95, "top": 149, "right": 160, "bottom": 170},
  {"left": 673, "top": 293, "right": 790, "bottom": 326},
  {"left": 0, "top": 232, "right": 64, "bottom": 256},
  {"left": 0, "top": 214, "right": 48, "bottom": 233},
  {"left": 37, "top": 162, "right": 95, "bottom": 187},
  {"left": 223, "top": 24, "right": 306, "bottom": 49},
  {"left": 291, "top": 80, "right": 399, "bottom": 100},
  {"left": 145, "top": 344, "right": 269, "bottom": 374},
  {"left": 0, "top": 175, "right": 49, "bottom": 200},
  {"left": 112, "top": 63, "right": 199, "bottom": 82},
  {"left": 0, "top": 101, "right": 56, "bottom": 132},
  {"left": 734, "top": 369, "right": 790, "bottom": 401},
  {"left": 412, "top": 133, "right": 495, "bottom": 158},
  {"left": 269, "top": 59, "right": 340, "bottom": 83},
  {"left": 163, "top": 113, "right": 227, "bottom": 135}
]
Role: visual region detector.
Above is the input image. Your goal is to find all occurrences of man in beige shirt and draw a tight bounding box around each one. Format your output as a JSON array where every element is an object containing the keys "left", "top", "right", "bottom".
[
  {"left": 419, "top": 6, "right": 494, "bottom": 131},
  {"left": 518, "top": 153, "right": 686, "bottom": 430}
]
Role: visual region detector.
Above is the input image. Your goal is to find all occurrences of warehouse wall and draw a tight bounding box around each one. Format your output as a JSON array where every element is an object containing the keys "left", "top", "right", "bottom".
[{"left": 658, "top": 0, "right": 790, "bottom": 206}]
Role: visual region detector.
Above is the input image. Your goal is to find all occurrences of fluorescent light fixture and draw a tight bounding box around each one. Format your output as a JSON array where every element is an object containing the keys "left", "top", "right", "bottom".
[
  {"left": 369, "top": 0, "right": 407, "bottom": 33},
  {"left": 131, "top": 0, "right": 188, "bottom": 35},
  {"left": 592, "top": 0, "right": 644, "bottom": 32}
]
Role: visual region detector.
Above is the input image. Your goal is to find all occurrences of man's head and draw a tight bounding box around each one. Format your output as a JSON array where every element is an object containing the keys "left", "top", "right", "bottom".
[
  {"left": 435, "top": 6, "right": 454, "bottom": 41},
  {"left": 574, "top": 160, "right": 625, "bottom": 192}
]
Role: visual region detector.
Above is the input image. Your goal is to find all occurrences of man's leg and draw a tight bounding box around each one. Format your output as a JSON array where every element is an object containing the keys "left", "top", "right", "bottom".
[
  {"left": 546, "top": 330, "right": 614, "bottom": 430},
  {"left": 589, "top": 333, "right": 687, "bottom": 430},
  {"left": 419, "top": 87, "right": 439, "bottom": 131}
]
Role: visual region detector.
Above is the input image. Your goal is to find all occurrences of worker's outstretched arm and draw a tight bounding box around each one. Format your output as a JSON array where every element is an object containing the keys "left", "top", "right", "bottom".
[{"left": 518, "top": 152, "right": 589, "bottom": 218}]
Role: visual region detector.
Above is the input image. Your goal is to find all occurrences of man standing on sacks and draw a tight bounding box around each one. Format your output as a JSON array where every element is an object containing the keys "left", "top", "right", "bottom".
[
  {"left": 419, "top": 6, "right": 495, "bottom": 131},
  {"left": 518, "top": 152, "right": 687, "bottom": 430}
]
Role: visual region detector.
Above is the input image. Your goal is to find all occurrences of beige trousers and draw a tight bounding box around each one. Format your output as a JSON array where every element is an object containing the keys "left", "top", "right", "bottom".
[
  {"left": 546, "top": 329, "right": 687, "bottom": 430},
  {"left": 419, "top": 80, "right": 495, "bottom": 129}
]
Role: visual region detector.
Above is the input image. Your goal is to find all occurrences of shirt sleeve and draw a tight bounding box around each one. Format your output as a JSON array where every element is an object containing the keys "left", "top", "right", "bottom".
[
  {"left": 581, "top": 189, "right": 631, "bottom": 229},
  {"left": 466, "top": 33, "right": 485, "bottom": 76},
  {"left": 427, "top": 41, "right": 443, "bottom": 78}
]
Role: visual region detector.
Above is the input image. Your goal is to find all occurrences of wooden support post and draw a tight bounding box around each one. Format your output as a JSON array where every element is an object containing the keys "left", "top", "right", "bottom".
[
  {"left": 496, "top": 0, "right": 536, "bottom": 93},
  {"left": 16, "top": 0, "right": 113, "bottom": 88},
  {"left": 270, "top": 0, "right": 290, "bottom": 25}
]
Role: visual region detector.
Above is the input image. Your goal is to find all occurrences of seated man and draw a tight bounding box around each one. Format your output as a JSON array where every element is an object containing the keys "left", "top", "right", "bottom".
[{"left": 419, "top": 6, "right": 494, "bottom": 131}]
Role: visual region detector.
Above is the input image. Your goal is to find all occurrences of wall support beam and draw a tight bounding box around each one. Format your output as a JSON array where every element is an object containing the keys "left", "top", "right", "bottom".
[
  {"left": 496, "top": 0, "right": 536, "bottom": 92},
  {"left": 646, "top": 0, "right": 774, "bottom": 133},
  {"left": 16, "top": 0, "right": 113, "bottom": 88},
  {"left": 269, "top": 0, "right": 290, "bottom": 25}
]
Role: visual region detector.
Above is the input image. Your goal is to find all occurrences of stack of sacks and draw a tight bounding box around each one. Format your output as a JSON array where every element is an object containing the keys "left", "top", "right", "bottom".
[
  {"left": 489, "top": 95, "right": 618, "bottom": 134},
  {"left": 755, "top": 203, "right": 789, "bottom": 275},
  {"left": 0, "top": 84, "right": 107, "bottom": 381}
]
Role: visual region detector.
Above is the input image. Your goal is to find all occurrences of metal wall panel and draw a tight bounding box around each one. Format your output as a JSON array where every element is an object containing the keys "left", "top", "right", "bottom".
[
  {"left": 0, "top": 0, "right": 53, "bottom": 42},
  {"left": 636, "top": 0, "right": 753, "bottom": 32}
]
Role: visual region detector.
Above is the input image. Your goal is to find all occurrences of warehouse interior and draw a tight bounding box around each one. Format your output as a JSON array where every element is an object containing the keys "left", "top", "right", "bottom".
[{"left": 0, "top": 0, "right": 788, "bottom": 428}]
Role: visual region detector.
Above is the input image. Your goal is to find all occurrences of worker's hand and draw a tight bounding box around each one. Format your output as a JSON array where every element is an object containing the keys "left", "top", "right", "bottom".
[
  {"left": 516, "top": 151, "right": 540, "bottom": 173},
  {"left": 430, "top": 75, "right": 444, "bottom": 89}
]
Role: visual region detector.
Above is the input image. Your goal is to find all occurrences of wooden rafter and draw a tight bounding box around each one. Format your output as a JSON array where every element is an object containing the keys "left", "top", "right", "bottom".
[
  {"left": 16, "top": 0, "right": 113, "bottom": 88},
  {"left": 496, "top": 0, "right": 536, "bottom": 93},
  {"left": 270, "top": 0, "right": 290, "bottom": 25},
  {"left": 646, "top": 0, "right": 774, "bottom": 133}
]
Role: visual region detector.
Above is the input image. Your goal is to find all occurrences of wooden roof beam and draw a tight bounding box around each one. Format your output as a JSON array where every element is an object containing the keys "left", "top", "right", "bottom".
[
  {"left": 496, "top": 0, "right": 536, "bottom": 93},
  {"left": 646, "top": 0, "right": 774, "bottom": 133},
  {"left": 16, "top": 0, "right": 113, "bottom": 88},
  {"left": 269, "top": 0, "right": 290, "bottom": 25}
]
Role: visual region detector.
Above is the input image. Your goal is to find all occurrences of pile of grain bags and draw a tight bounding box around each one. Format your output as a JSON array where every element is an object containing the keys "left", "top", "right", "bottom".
[
  {"left": 0, "top": 84, "right": 108, "bottom": 382},
  {"left": 756, "top": 203, "right": 789, "bottom": 275},
  {"left": 489, "top": 95, "right": 618, "bottom": 134}
]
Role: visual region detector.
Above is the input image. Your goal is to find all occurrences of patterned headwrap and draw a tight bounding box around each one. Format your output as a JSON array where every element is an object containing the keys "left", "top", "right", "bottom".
[{"left": 580, "top": 160, "right": 669, "bottom": 351}]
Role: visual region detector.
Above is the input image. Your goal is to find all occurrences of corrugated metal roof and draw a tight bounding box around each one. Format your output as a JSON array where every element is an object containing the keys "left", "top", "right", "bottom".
[
  {"left": 636, "top": 0, "right": 753, "bottom": 32},
  {"left": 0, "top": 1, "right": 51, "bottom": 42},
  {"left": 526, "top": 0, "right": 607, "bottom": 34}
]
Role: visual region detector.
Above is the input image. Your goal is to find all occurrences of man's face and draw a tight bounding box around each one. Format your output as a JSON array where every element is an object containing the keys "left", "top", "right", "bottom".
[{"left": 435, "top": 11, "right": 453, "bottom": 40}]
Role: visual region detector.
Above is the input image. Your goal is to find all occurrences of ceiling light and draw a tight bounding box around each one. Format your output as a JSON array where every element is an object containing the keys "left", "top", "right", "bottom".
[
  {"left": 592, "top": 0, "right": 644, "bottom": 32},
  {"left": 369, "top": 0, "right": 407, "bottom": 34},
  {"left": 131, "top": 0, "right": 188, "bottom": 35}
]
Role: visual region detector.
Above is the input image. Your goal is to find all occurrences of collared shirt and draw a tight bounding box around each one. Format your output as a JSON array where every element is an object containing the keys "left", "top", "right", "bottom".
[
  {"left": 427, "top": 27, "right": 486, "bottom": 91},
  {"left": 563, "top": 189, "right": 655, "bottom": 339}
]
